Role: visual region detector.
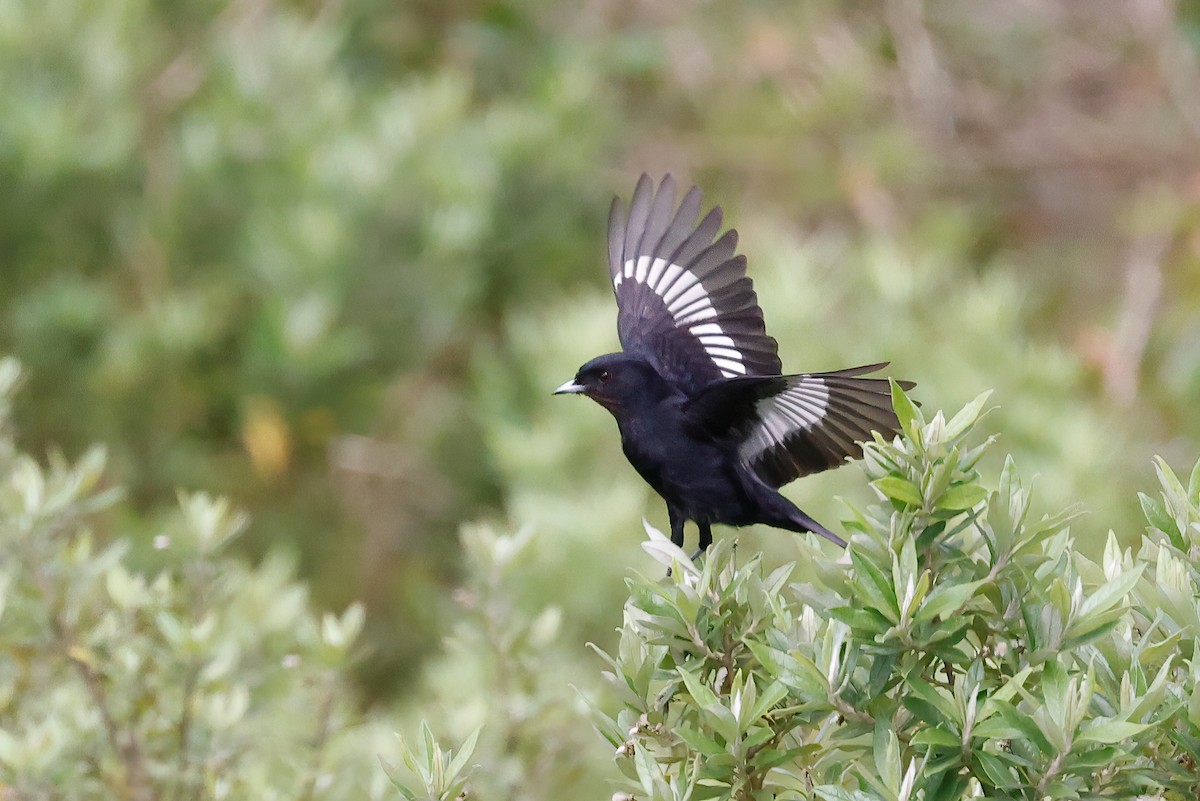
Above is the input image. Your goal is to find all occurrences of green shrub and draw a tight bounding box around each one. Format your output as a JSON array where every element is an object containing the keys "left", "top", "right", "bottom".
[
  {"left": 0, "top": 358, "right": 398, "bottom": 800},
  {"left": 584, "top": 386, "right": 1200, "bottom": 799},
  {"left": 395, "top": 385, "right": 1200, "bottom": 800}
]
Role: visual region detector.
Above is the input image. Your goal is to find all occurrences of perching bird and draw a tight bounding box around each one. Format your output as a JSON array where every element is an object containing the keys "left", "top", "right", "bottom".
[{"left": 555, "top": 174, "right": 912, "bottom": 554}]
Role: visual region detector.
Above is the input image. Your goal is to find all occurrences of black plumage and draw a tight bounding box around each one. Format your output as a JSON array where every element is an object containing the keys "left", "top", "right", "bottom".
[{"left": 555, "top": 174, "right": 914, "bottom": 553}]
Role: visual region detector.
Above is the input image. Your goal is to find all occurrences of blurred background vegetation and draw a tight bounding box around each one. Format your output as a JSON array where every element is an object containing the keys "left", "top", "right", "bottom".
[{"left": 2, "top": 0, "right": 1199, "bottom": 728}]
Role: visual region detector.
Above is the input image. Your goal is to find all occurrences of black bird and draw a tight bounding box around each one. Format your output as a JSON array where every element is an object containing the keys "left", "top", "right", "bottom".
[{"left": 555, "top": 174, "right": 912, "bottom": 554}]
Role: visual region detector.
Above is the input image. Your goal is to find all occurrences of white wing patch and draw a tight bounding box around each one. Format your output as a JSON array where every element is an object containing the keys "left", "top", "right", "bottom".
[
  {"left": 613, "top": 258, "right": 746, "bottom": 377},
  {"left": 738, "top": 377, "right": 830, "bottom": 463}
]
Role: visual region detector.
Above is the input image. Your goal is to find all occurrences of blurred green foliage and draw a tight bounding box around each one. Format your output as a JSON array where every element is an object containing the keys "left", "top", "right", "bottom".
[{"left": 2, "top": 0, "right": 1198, "bottom": 706}]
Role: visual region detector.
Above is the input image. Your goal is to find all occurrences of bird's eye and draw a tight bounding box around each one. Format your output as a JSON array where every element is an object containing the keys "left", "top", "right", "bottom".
[{"left": 598, "top": 370, "right": 611, "bottom": 382}]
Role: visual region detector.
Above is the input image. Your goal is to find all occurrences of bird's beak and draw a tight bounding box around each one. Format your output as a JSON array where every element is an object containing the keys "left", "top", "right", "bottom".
[{"left": 553, "top": 379, "right": 585, "bottom": 395}]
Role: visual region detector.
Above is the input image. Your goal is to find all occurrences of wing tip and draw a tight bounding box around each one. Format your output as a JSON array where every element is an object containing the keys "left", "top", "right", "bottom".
[{"left": 607, "top": 194, "right": 626, "bottom": 276}]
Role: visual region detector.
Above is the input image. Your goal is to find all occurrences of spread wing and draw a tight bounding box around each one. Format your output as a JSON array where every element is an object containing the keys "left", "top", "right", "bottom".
[
  {"left": 608, "top": 174, "right": 781, "bottom": 395},
  {"left": 684, "top": 363, "right": 913, "bottom": 488}
]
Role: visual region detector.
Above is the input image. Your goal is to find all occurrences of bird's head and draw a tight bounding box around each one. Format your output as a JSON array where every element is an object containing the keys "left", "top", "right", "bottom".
[{"left": 553, "top": 353, "right": 670, "bottom": 414}]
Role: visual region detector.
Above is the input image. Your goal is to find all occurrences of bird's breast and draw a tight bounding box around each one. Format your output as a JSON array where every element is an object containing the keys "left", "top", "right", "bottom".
[{"left": 616, "top": 409, "right": 751, "bottom": 521}]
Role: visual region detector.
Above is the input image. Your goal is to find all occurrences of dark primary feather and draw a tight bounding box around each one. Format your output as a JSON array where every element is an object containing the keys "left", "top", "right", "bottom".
[{"left": 559, "top": 174, "right": 915, "bottom": 554}]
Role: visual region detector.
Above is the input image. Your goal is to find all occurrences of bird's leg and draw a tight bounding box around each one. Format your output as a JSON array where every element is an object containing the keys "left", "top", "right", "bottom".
[
  {"left": 688, "top": 522, "right": 713, "bottom": 562},
  {"left": 665, "top": 508, "right": 687, "bottom": 578},
  {"left": 668, "top": 507, "right": 686, "bottom": 549}
]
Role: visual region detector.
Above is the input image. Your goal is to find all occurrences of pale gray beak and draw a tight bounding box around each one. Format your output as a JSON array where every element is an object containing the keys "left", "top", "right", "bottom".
[{"left": 553, "top": 379, "right": 585, "bottom": 395}]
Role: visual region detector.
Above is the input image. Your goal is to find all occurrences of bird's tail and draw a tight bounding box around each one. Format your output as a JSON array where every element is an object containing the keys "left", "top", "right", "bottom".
[
  {"left": 756, "top": 488, "right": 847, "bottom": 548},
  {"left": 785, "top": 507, "right": 847, "bottom": 549}
]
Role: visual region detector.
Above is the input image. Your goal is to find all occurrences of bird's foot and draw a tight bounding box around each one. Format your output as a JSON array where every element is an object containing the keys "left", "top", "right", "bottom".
[{"left": 666, "top": 550, "right": 701, "bottom": 579}]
